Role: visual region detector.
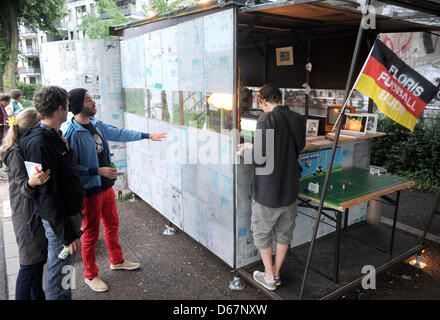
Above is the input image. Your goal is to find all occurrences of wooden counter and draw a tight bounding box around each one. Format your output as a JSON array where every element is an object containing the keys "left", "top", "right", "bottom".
[{"left": 303, "top": 132, "right": 386, "bottom": 152}]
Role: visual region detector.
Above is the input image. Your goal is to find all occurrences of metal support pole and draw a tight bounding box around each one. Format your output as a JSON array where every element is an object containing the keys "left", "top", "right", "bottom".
[
  {"left": 298, "top": 0, "right": 371, "bottom": 300},
  {"left": 229, "top": 5, "right": 244, "bottom": 292},
  {"left": 343, "top": 208, "right": 349, "bottom": 233},
  {"left": 422, "top": 195, "right": 440, "bottom": 244},
  {"left": 305, "top": 34, "right": 311, "bottom": 118},
  {"left": 333, "top": 212, "right": 342, "bottom": 283},
  {"left": 389, "top": 191, "right": 401, "bottom": 255}
]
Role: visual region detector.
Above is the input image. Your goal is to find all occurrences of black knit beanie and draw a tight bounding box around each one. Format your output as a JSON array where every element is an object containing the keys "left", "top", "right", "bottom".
[{"left": 68, "top": 88, "right": 87, "bottom": 115}]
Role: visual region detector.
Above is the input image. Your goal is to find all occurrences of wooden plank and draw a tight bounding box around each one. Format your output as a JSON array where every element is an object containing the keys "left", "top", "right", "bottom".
[
  {"left": 303, "top": 132, "right": 386, "bottom": 152},
  {"left": 339, "top": 181, "right": 414, "bottom": 209},
  {"left": 299, "top": 193, "right": 344, "bottom": 212},
  {"left": 325, "top": 132, "right": 387, "bottom": 143},
  {"left": 260, "top": 3, "right": 361, "bottom": 23}
]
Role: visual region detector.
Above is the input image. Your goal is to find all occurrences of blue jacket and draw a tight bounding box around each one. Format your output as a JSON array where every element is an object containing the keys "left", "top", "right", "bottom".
[{"left": 64, "top": 117, "right": 144, "bottom": 194}]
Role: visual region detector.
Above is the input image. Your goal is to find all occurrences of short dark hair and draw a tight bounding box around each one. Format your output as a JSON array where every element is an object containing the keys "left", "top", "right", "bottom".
[
  {"left": 0, "top": 93, "right": 11, "bottom": 103},
  {"left": 239, "top": 87, "right": 253, "bottom": 112},
  {"left": 33, "top": 86, "right": 68, "bottom": 119},
  {"left": 10, "top": 89, "right": 22, "bottom": 100},
  {"left": 258, "top": 83, "right": 282, "bottom": 104}
]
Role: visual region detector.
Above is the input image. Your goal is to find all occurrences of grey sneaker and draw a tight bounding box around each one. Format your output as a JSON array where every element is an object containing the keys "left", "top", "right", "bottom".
[
  {"left": 253, "top": 271, "right": 276, "bottom": 291},
  {"left": 274, "top": 276, "right": 281, "bottom": 286}
]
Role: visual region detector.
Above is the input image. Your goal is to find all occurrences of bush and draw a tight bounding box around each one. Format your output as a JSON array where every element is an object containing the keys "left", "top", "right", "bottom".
[
  {"left": 21, "top": 99, "right": 33, "bottom": 109},
  {"left": 371, "top": 115, "right": 440, "bottom": 193},
  {"left": 16, "top": 81, "right": 42, "bottom": 100}
]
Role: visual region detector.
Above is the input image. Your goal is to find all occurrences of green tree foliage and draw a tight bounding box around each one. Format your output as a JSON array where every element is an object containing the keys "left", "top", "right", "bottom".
[
  {"left": 371, "top": 115, "right": 440, "bottom": 192},
  {"left": 149, "top": 0, "right": 183, "bottom": 14},
  {"left": 79, "top": 0, "right": 133, "bottom": 39},
  {"left": 0, "top": 0, "right": 66, "bottom": 91}
]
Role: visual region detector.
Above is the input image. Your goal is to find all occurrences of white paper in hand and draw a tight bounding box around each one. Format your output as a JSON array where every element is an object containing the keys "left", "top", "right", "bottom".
[{"left": 24, "top": 161, "right": 42, "bottom": 178}]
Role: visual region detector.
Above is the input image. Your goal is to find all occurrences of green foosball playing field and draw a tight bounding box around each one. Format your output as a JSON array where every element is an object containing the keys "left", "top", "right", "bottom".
[{"left": 299, "top": 167, "right": 410, "bottom": 209}]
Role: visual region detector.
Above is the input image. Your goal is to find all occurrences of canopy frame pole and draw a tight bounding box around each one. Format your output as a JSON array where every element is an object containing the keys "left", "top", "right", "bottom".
[{"left": 298, "top": 0, "right": 372, "bottom": 300}]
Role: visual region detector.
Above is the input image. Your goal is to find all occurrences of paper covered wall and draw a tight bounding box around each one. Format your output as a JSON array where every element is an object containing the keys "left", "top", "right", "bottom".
[
  {"left": 40, "top": 39, "right": 128, "bottom": 192},
  {"left": 121, "top": 9, "right": 236, "bottom": 267}
]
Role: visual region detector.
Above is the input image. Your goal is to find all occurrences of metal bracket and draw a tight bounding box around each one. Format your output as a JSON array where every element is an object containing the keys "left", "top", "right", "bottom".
[
  {"left": 229, "top": 275, "right": 245, "bottom": 291},
  {"left": 411, "top": 253, "right": 427, "bottom": 269},
  {"left": 163, "top": 224, "right": 176, "bottom": 235}
]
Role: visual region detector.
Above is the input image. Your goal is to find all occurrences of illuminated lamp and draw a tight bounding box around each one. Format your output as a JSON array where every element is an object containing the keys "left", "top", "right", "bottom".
[
  {"left": 207, "top": 93, "right": 233, "bottom": 111},
  {"left": 409, "top": 250, "right": 427, "bottom": 269}
]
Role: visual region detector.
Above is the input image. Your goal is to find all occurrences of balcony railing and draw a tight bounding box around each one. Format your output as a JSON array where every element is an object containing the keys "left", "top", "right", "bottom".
[
  {"left": 56, "top": 21, "right": 68, "bottom": 29},
  {"left": 20, "top": 26, "right": 37, "bottom": 35},
  {"left": 18, "top": 67, "right": 41, "bottom": 74},
  {"left": 21, "top": 47, "right": 39, "bottom": 55}
]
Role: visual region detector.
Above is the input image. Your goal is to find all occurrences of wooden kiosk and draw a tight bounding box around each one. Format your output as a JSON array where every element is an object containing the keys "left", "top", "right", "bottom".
[{"left": 112, "top": 0, "right": 440, "bottom": 299}]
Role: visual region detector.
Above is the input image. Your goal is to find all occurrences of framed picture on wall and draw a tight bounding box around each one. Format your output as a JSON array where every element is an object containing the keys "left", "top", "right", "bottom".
[
  {"left": 276, "top": 46, "right": 294, "bottom": 66},
  {"left": 306, "top": 119, "right": 320, "bottom": 137},
  {"left": 365, "top": 113, "right": 378, "bottom": 134}
]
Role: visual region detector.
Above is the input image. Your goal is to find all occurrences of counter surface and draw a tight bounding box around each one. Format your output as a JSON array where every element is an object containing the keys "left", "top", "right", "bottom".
[
  {"left": 304, "top": 132, "right": 386, "bottom": 152},
  {"left": 299, "top": 167, "right": 414, "bottom": 211}
]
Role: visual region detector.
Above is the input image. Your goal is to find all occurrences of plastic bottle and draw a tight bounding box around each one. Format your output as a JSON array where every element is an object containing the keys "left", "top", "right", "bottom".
[
  {"left": 110, "top": 153, "right": 117, "bottom": 180},
  {"left": 57, "top": 231, "right": 83, "bottom": 261}
]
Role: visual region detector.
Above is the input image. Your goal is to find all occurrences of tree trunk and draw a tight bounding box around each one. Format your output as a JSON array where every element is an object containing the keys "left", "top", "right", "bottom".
[{"left": 2, "top": 1, "right": 19, "bottom": 92}]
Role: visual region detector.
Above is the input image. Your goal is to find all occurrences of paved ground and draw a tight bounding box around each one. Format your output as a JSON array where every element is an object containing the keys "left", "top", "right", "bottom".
[{"left": 1, "top": 178, "right": 439, "bottom": 300}]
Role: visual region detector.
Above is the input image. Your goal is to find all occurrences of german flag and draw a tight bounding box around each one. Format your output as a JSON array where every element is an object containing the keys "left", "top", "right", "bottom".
[{"left": 354, "top": 39, "right": 440, "bottom": 131}]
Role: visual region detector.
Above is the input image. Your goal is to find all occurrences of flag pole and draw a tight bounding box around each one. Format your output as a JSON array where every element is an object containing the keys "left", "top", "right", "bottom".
[{"left": 298, "top": 0, "right": 371, "bottom": 300}]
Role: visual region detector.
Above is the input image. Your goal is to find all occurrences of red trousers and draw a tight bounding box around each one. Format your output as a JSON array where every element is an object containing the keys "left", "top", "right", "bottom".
[{"left": 81, "top": 187, "right": 123, "bottom": 279}]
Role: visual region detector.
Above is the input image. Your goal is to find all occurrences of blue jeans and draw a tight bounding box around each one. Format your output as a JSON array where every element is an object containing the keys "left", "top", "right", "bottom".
[
  {"left": 15, "top": 261, "right": 46, "bottom": 300},
  {"left": 42, "top": 214, "right": 82, "bottom": 300}
]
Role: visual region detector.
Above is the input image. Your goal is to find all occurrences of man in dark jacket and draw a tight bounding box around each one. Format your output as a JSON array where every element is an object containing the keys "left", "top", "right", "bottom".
[
  {"left": 243, "top": 83, "right": 306, "bottom": 291},
  {"left": 20, "top": 86, "right": 84, "bottom": 300}
]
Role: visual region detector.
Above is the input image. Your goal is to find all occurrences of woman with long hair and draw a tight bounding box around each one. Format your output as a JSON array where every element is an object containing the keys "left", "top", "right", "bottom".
[{"left": 0, "top": 108, "right": 51, "bottom": 300}]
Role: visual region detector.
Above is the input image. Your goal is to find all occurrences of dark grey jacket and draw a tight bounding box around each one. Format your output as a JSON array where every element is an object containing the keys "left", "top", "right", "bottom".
[{"left": 2, "top": 143, "right": 47, "bottom": 265}]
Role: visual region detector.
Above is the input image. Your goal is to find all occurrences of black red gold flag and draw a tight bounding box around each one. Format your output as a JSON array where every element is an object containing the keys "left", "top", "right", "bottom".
[{"left": 354, "top": 39, "right": 440, "bottom": 131}]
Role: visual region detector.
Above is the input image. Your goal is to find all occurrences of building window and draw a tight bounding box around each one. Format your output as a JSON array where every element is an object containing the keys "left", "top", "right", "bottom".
[
  {"left": 70, "top": 31, "right": 74, "bottom": 40},
  {"left": 29, "top": 77, "right": 36, "bottom": 84},
  {"left": 76, "top": 5, "right": 87, "bottom": 24},
  {"left": 25, "top": 39, "right": 33, "bottom": 53}
]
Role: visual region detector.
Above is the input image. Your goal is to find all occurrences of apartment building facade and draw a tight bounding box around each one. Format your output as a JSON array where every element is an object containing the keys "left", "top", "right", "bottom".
[{"left": 17, "top": 0, "right": 149, "bottom": 84}]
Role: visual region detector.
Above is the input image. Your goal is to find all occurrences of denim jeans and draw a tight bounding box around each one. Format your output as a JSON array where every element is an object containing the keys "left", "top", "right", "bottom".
[
  {"left": 15, "top": 260, "right": 46, "bottom": 300},
  {"left": 42, "top": 214, "right": 82, "bottom": 300}
]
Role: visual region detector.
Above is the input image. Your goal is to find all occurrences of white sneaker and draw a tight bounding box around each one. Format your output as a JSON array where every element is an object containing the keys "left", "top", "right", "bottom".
[
  {"left": 110, "top": 260, "right": 140, "bottom": 271},
  {"left": 85, "top": 277, "right": 108, "bottom": 292}
]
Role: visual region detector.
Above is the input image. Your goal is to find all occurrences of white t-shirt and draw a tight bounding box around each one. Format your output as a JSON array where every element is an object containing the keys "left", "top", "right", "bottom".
[{"left": 6, "top": 100, "right": 23, "bottom": 117}]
